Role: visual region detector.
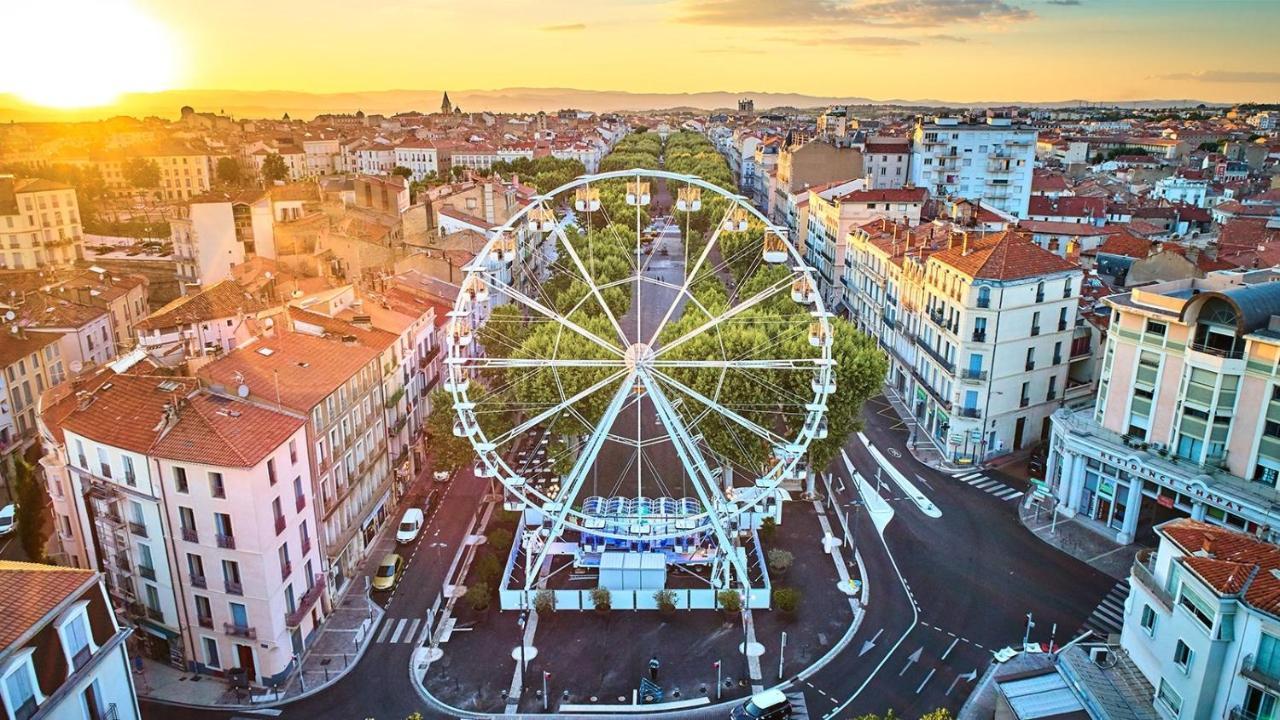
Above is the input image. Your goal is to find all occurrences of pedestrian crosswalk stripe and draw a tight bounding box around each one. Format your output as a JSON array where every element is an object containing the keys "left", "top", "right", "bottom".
[
  {"left": 998, "top": 490, "right": 1024, "bottom": 500},
  {"left": 965, "top": 477, "right": 988, "bottom": 486},
  {"left": 403, "top": 619, "right": 421, "bottom": 643},
  {"left": 974, "top": 480, "right": 999, "bottom": 490},
  {"left": 375, "top": 618, "right": 393, "bottom": 643},
  {"left": 1078, "top": 580, "right": 1129, "bottom": 639},
  {"left": 958, "top": 472, "right": 983, "bottom": 481},
  {"left": 389, "top": 619, "right": 407, "bottom": 643},
  {"left": 417, "top": 620, "right": 433, "bottom": 644}
]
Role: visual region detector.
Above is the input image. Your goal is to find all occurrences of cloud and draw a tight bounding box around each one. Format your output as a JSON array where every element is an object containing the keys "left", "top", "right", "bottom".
[
  {"left": 679, "top": 0, "right": 1033, "bottom": 28},
  {"left": 1046, "top": 0, "right": 1081, "bottom": 5},
  {"left": 1155, "top": 70, "right": 1280, "bottom": 84},
  {"left": 927, "top": 34, "right": 970, "bottom": 42},
  {"left": 807, "top": 35, "right": 920, "bottom": 46},
  {"left": 540, "top": 23, "right": 586, "bottom": 31}
]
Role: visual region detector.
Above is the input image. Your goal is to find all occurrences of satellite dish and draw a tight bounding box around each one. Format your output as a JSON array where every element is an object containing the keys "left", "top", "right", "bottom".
[
  {"left": 70, "top": 360, "right": 83, "bottom": 373},
  {"left": 3, "top": 311, "right": 13, "bottom": 321},
  {"left": 237, "top": 384, "right": 250, "bottom": 398},
  {"left": 264, "top": 271, "right": 273, "bottom": 280}
]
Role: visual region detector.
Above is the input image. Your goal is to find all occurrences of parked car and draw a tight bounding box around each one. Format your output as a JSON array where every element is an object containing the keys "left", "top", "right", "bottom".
[
  {"left": 0, "top": 504, "right": 15, "bottom": 536},
  {"left": 433, "top": 469, "right": 452, "bottom": 482},
  {"left": 372, "top": 554, "right": 405, "bottom": 592},
  {"left": 730, "top": 689, "right": 792, "bottom": 720},
  {"left": 396, "top": 508, "right": 425, "bottom": 544}
]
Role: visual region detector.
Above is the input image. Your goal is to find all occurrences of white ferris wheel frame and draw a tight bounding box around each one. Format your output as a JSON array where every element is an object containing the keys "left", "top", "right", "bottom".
[{"left": 445, "top": 168, "right": 834, "bottom": 546}]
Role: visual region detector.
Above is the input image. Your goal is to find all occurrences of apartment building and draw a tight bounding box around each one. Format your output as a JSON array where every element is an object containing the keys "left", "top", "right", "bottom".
[
  {"left": 16, "top": 294, "right": 117, "bottom": 371},
  {"left": 805, "top": 185, "right": 925, "bottom": 309},
  {"left": 302, "top": 138, "right": 341, "bottom": 177},
  {"left": 771, "top": 139, "right": 864, "bottom": 225},
  {"left": 0, "top": 561, "right": 141, "bottom": 720},
  {"left": 198, "top": 320, "right": 395, "bottom": 595},
  {"left": 1048, "top": 270, "right": 1280, "bottom": 545},
  {"left": 134, "top": 280, "right": 267, "bottom": 368},
  {"left": 0, "top": 330, "right": 66, "bottom": 462},
  {"left": 138, "top": 149, "right": 214, "bottom": 202},
  {"left": 863, "top": 137, "right": 911, "bottom": 190},
  {"left": 42, "top": 372, "right": 324, "bottom": 686},
  {"left": 0, "top": 176, "right": 84, "bottom": 270},
  {"left": 393, "top": 141, "right": 440, "bottom": 182},
  {"left": 171, "top": 190, "right": 276, "bottom": 292},
  {"left": 1125, "top": 518, "right": 1280, "bottom": 720},
  {"left": 50, "top": 270, "right": 149, "bottom": 357},
  {"left": 909, "top": 115, "right": 1037, "bottom": 218},
  {"left": 847, "top": 223, "right": 1081, "bottom": 463}
]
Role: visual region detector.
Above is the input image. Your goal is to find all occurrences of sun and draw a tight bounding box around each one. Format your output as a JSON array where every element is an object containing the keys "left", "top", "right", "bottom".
[{"left": 1, "top": 0, "right": 181, "bottom": 109}]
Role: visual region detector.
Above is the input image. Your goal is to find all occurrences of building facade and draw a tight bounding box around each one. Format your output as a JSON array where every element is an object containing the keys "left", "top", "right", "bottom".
[
  {"left": 909, "top": 115, "right": 1037, "bottom": 218},
  {"left": 0, "top": 177, "right": 84, "bottom": 270}
]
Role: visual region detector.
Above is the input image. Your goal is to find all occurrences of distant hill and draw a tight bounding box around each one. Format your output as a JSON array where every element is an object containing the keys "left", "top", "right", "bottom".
[{"left": 0, "top": 87, "right": 1226, "bottom": 123}]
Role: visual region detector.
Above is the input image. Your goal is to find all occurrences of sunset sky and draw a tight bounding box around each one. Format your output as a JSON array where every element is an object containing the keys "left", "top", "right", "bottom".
[{"left": 2, "top": 0, "right": 1278, "bottom": 111}]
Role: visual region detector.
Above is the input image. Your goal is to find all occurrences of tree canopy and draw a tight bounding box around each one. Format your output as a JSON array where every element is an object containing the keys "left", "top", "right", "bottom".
[{"left": 260, "top": 153, "right": 289, "bottom": 183}]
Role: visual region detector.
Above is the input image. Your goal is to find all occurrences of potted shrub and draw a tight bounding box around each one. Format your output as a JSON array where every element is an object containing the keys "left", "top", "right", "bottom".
[
  {"left": 717, "top": 589, "right": 742, "bottom": 619},
  {"left": 533, "top": 589, "right": 556, "bottom": 614},
  {"left": 466, "top": 582, "right": 491, "bottom": 612},
  {"left": 759, "top": 517, "right": 778, "bottom": 543},
  {"left": 773, "top": 587, "right": 800, "bottom": 616},
  {"left": 654, "top": 589, "right": 677, "bottom": 616},
  {"left": 767, "top": 549, "right": 794, "bottom": 578},
  {"left": 487, "top": 528, "right": 514, "bottom": 553},
  {"left": 591, "top": 587, "right": 612, "bottom": 615},
  {"left": 474, "top": 553, "right": 502, "bottom": 585}
]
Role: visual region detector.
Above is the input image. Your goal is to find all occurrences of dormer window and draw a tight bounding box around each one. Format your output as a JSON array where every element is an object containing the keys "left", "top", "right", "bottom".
[
  {"left": 1, "top": 648, "right": 43, "bottom": 720},
  {"left": 55, "top": 601, "right": 98, "bottom": 674}
]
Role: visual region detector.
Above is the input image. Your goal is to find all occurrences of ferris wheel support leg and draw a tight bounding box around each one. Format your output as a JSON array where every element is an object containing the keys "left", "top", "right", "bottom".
[
  {"left": 522, "top": 371, "right": 637, "bottom": 593},
  {"left": 641, "top": 374, "right": 752, "bottom": 591}
]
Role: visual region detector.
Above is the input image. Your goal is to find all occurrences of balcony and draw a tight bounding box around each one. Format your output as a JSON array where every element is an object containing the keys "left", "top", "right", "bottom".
[
  {"left": 1030, "top": 325, "right": 1041, "bottom": 337},
  {"left": 976, "top": 297, "right": 991, "bottom": 309},
  {"left": 138, "top": 565, "right": 156, "bottom": 581},
  {"left": 274, "top": 515, "right": 287, "bottom": 535},
  {"left": 1241, "top": 654, "right": 1280, "bottom": 694},
  {"left": 223, "top": 622, "right": 257, "bottom": 640},
  {"left": 913, "top": 335, "right": 956, "bottom": 373},
  {"left": 281, "top": 561, "right": 293, "bottom": 580},
  {"left": 145, "top": 606, "right": 164, "bottom": 622},
  {"left": 301, "top": 536, "right": 312, "bottom": 556},
  {"left": 1020, "top": 397, "right": 1031, "bottom": 408},
  {"left": 1058, "top": 319, "right": 1068, "bottom": 332},
  {"left": 958, "top": 407, "right": 982, "bottom": 419},
  {"left": 295, "top": 495, "right": 307, "bottom": 513},
  {"left": 1053, "top": 354, "right": 1063, "bottom": 366},
  {"left": 190, "top": 573, "right": 207, "bottom": 589},
  {"left": 959, "top": 368, "right": 988, "bottom": 383},
  {"left": 216, "top": 533, "right": 236, "bottom": 549},
  {"left": 127, "top": 521, "right": 147, "bottom": 538},
  {"left": 181, "top": 526, "right": 198, "bottom": 543},
  {"left": 1025, "top": 360, "right": 1036, "bottom": 371},
  {"left": 1070, "top": 342, "right": 1092, "bottom": 360},
  {"left": 225, "top": 579, "right": 243, "bottom": 595},
  {"left": 286, "top": 574, "right": 327, "bottom": 628},
  {"left": 1131, "top": 549, "right": 1172, "bottom": 610},
  {"left": 197, "top": 614, "right": 214, "bottom": 629},
  {"left": 1190, "top": 341, "right": 1244, "bottom": 360},
  {"left": 971, "top": 330, "right": 988, "bottom": 343}
]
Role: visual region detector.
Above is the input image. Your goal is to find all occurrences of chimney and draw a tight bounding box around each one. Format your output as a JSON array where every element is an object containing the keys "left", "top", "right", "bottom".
[
  {"left": 1201, "top": 535, "right": 1216, "bottom": 556},
  {"left": 962, "top": 232, "right": 970, "bottom": 255}
]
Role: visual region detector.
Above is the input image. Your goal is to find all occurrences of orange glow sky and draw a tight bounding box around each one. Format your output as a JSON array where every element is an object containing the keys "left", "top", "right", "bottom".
[{"left": 2, "top": 0, "right": 1278, "bottom": 110}]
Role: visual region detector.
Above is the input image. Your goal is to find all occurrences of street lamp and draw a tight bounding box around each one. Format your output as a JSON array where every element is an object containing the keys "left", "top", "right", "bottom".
[{"left": 517, "top": 610, "right": 528, "bottom": 688}]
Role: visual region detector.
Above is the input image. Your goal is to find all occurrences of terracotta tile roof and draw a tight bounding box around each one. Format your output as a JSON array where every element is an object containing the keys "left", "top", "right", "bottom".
[
  {"left": 58, "top": 374, "right": 199, "bottom": 454},
  {"left": 151, "top": 393, "right": 303, "bottom": 468},
  {"left": 287, "top": 308, "right": 396, "bottom": 351},
  {"left": 1219, "top": 218, "right": 1280, "bottom": 252},
  {"left": 0, "top": 561, "right": 95, "bottom": 650},
  {"left": 1018, "top": 220, "right": 1111, "bottom": 236},
  {"left": 1160, "top": 519, "right": 1280, "bottom": 616},
  {"left": 0, "top": 330, "right": 62, "bottom": 370},
  {"left": 1031, "top": 173, "right": 1069, "bottom": 193},
  {"left": 835, "top": 187, "right": 928, "bottom": 204},
  {"left": 197, "top": 329, "right": 380, "bottom": 412},
  {"left": 1094, "top": 230, "right": 1153, "bottom": 259},
  {"left": 13, "top": 178, "right": 74, "bottom": 193},
  {"left": 135, "top": 280, "right": 267, "bottom": 331},
  {"left": 1028, "top": 195, "right": 1107, "bottom": 219},
  {"left": 929, "top": 230, "right": 1079, "bottom": 280}
]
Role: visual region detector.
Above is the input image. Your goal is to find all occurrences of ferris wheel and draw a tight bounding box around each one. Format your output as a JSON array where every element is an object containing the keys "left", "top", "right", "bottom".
[{"left": 444, "top": 169, "right": 834, "bottom": 592}]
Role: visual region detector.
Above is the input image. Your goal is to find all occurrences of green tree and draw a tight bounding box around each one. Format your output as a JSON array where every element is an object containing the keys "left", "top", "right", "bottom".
[
  {"left": 12, "top": 460, "right": 48, "bottom": 563},
  {"left": 260, "top": 153, "right": 289, "bottom": 183},
  {"left": 391, "top": 166, "right": 413, "bottom": 179},
  {"left": 123, "top": 157, "right": 160, "bottom": 188},
  {"left": 215, "top": 156, "right": 243, "bottom": 186},
  {"left": 425, "top": 388, "right": 477, "bottom": 474}
]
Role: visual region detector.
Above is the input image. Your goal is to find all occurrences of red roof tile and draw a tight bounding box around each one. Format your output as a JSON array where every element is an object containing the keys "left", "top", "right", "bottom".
[
  {"left": 0, "top": 561, "right": 95, "bottom": 650},
  {"left": 151, "top": 393, "right": 303, "bottom": 467},
  {"left": 929, "top": 230, "right": 1079, "bottom": 280}
]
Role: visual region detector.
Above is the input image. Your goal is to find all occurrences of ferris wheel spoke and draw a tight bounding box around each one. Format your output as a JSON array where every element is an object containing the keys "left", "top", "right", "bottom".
[
  {"left": 485, "top": 274, "right": 625, "bottom": 357},
  {"left": 464, "top": 357, "right": 626, "bottom": 370},
  {"left": 652, "top": 369, "right": 790, "bottom": 447},
  {"left": 653, "top": 274, "right": 796, "bottom": 359},
  {"left": 645, "top": 202, "right": 735, "bottom": 348},
  {"left": 485, "top": 368, "right": 630, "bottom": 448},
  {"left": 649, "top": 358, "right": 825, "bottom": 371},
  {"left": 641, "top": 375, "right": 751, "bottom": 589},
  {"left": 551, "top": 223, "right": 631, "bottom": 347},
  {"left": 523, "top": 371, "right": 637, "bottom": 591}
]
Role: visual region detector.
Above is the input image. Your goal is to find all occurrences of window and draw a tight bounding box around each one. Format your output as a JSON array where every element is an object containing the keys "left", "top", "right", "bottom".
[
  {"left": 174, "top": 466, "right": 188, "bottom": 493},
  {"left": 289, "top": 439, "right": 298, "bottom": 465},
  {"left": 1177, "top": 582, "right": 1215, "bottom": 631},
  {"left": 56, "top": 603, "right": 95, "bottom": 671},
  {"left": 1156, "top": 678, "right": 1182, "bottom": 718},
  {"left": 123, "top": 455, "right": 136, "bottom": 486},
  {"left": 1, "top": 650, "right": 41, "bottom": 720},
  {"left": 209, "top": 471, "right": 225, "bottom": 498},
  {"left": 267, "top": 458, "right": 277, "bottom": 486},
  {"left": 202, "top": 637, "right": 220, "bottom": 669},
  {"left": 1140, "top": 604, "right": 1157, "bottom": 636},
  {"left": 96, "top": 447, "right": 111, "bottom": 479},
  {"left": 1173, "top": 639, "right": 1192, "bottom": 673},
  {"left": 1146, "top": 320, "right": 1167, "bottom": 337}
]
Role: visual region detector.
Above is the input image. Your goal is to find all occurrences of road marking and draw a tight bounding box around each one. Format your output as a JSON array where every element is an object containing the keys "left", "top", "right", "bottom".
[
  {"left": 999, "top": 490, "right": 1025, "bottom": 501},
  {"left": 915, "top": 668, "right": 936, "bottom": 694},
  {"left": 965, "top": 476, "right": 988, "bottom": 485},
  {"left": 417, "top": 619, "right": 433, "bottom": 644},
  {"left": 374, "top": 618, "right": 392, "bottom": 643},
  {"left": 898, "top": 647, "right": 923, "bottom": 676},
  {"left": 941, "top": 637, "right": 959, "bottom": 661},
  {"left": 403, "top": 619, "right": 421, "bottom": 643},
  {"left": 857, "top": 433, "right": 941, "bottom": 518},
  {"left": 958, "top": 472, "right": 983, "bottom": 481},
  {"left": 973, "top": 480, "right": 999, "bottom": 490},
  {"left": 389, "top": 618, "right": 407, "bottom": 643}
]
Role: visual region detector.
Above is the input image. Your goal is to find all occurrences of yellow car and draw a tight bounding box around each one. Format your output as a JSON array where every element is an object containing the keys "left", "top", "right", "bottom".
[{"left": 372, "top": 553, "right": 404, "bottom": 592}]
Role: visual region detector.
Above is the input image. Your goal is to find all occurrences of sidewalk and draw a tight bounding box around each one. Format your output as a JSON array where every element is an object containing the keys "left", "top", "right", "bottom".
[
  {"left": 877, "top": 388, "right": 967, "bottom": 474},
  {"left": 1017, "top": 497, "right": 1139, "bottom": 580}
]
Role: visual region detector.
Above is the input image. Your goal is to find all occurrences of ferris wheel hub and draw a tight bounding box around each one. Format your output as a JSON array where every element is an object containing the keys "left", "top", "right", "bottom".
[{"left": 623, "top": 342, "right": 656, "bottom": 372}]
